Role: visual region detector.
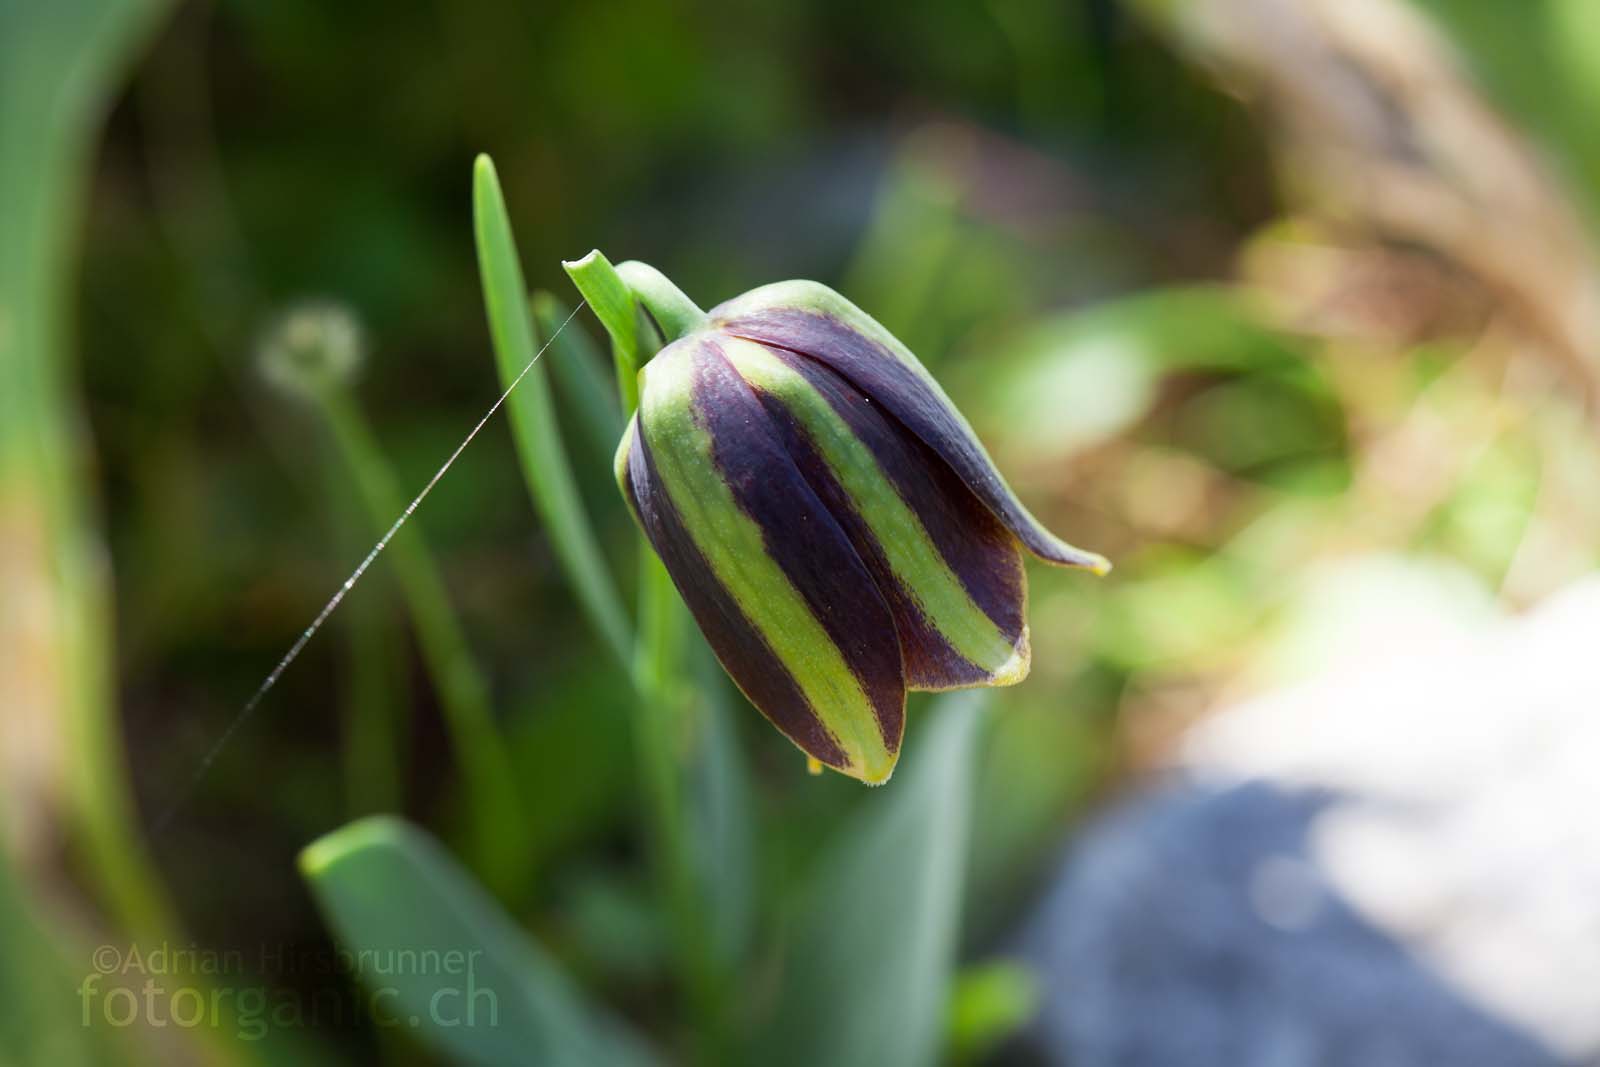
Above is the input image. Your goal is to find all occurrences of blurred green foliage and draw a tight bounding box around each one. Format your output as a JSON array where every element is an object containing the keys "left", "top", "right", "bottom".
[
  {"left": 301, "top": 816, "right": 658, "bottom": 1067},
  {"left": 6, "top": 0, "right": 1600, "bottom": 1063}
]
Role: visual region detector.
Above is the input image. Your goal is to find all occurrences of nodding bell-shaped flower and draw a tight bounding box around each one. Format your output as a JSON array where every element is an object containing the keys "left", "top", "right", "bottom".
[{"left": 612, "top": 266, "right": 1109, "bottom": 784}]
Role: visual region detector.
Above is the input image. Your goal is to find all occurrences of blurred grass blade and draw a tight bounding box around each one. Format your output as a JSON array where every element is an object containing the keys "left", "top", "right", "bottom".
[
  {"left": 473, "top": 155, "right": 633, "bottom": 669},
  {"left": 0, "top": 853, "right": 110, "bottom": 1065},
  {"left": 301, "top": 816, "right": 658, "bottom": 1067},
  {"left": 325, "top": 458, "right": 408, "bottom": 817},
  {"left": 312, "top": 386, "right": 526, "bottom": 894},
  {"left": 840, "top": 145, "right": 965, "bottom": 354},
  {"left": 756, "top": 691, "right": 989, "bottom": 1067},
  {"left": 562, "top": 249, "right": 641, "bottom": 412},
  {"left": 532, "top": 291, "right": 624, "bottom": 461},
  {"left": 685, "top": 644, "right": 754, "bottom": 970},
  {"left": 0, "top": 0, "right": 179, "bottom": 951}
]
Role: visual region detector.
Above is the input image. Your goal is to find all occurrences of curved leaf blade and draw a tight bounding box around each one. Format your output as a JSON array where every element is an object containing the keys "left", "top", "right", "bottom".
[{"left": 300, "top": 816, "right": 657, "bottom": 1067}]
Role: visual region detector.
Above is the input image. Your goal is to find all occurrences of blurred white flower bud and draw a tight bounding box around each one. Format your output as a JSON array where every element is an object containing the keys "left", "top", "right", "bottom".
[{"left": 258, "top": 302, "right": 365, "bottom": 400}]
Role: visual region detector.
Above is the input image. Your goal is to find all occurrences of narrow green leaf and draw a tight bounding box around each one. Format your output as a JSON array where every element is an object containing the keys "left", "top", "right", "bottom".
[
  {"left": 300, "top": 816, "right": 658, "bottom": 1067},
  {"left": 561, "top": 249, "right": 641, "bottom": 412},
  {"left": 532, "top": 291, "right": 624, "bottom": 461},
  {"left": 473, "top": 156, "right": 632, "bottom": 669},
  {"left": 755, "top": 691, "right": 990, "bottom": 1067}
]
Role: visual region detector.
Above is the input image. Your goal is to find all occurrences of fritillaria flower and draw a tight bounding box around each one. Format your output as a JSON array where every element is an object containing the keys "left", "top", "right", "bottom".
[{"left": 614, "top": 273, "right": 1108, "bottom": 784}]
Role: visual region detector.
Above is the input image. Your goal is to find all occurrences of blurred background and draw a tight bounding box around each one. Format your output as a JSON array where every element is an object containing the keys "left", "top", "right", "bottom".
[{"left": 7, "top": 0, "right": 1600, "bottom": 1063}]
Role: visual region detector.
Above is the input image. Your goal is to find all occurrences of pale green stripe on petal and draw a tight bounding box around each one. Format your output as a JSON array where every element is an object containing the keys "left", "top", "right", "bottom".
[
  {"left": 712, "top": 281, "right": 1110, "bottom": 574},
  {"left": 720, "top": 339, "right": 1020, "bottom": 680},
  {"left": 636, "top": 344, "right": 895, "bottom": 780}
]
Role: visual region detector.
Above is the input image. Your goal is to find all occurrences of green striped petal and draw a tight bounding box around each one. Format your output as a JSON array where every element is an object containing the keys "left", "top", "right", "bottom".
[
  {"left": 713, "top": 281, "right": 1111, "bottom": 575},
  {"left": 719, "top": 337, "right": 1031, "bottom": 690},
  {"left": 619, "top": 337, "right": 905, "bottom": 783},
  {"left": 611, "top": 269, "right": 1110, "bottom": 784}
]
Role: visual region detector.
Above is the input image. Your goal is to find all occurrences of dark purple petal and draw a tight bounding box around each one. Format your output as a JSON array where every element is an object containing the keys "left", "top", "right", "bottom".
[
  {"left": 749, "top": 346, "right": 1027, "bottom": 690},
  {"left": 688, "top": 342, "right": 906, "bottom": 750},
  {"left": 624, "top": 422, "right": 850, "bottom": 766}
]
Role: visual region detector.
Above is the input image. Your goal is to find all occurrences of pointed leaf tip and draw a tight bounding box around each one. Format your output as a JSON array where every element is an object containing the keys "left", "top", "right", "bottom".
[
  {"left": 298, "top": 813, "right": 412, "bottom": 880},
  {"left": 562, "top": 248, "right": 604, "bottom": 273}
]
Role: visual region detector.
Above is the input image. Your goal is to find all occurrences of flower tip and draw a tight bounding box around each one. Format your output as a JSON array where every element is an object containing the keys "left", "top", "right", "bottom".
[
  {"left": 816, "top": 751, "right": 897, "bottom": 786},
  {"left": 858, "top": 763, "right": 896, "bottom": 787},
  {"left": 989, "top": 633, "right": 1032, "bottom": 687},
  {"left": 1042, "top": 539, "right": 1113, "bottom": 576}
]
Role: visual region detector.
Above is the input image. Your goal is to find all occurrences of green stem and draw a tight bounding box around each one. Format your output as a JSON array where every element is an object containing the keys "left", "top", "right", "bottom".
[
  {"left": 313, "top": 386, "right": 527, "bottom": 896},
  {"left": 325, "top": 458, "right": 406, "bottom": 817},
  {"left": 566, "top": 250, "right": 723, "bottom": 1060},
  {"left": 615, "top": 260, "right": 708, "bottom": 343},
  {"left": 634, "top": 554, "right": 725, "bottom": 1061}
]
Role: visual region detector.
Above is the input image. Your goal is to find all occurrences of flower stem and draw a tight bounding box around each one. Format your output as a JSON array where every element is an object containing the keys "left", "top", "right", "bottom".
[
  {"left": 616, "top": 260, "right": 708, "bottom": 342},
  {"left": 566, "top": 250, "right": 724, "bottom": 1060},
  {"left": 324, "top": 457, "right": 407, "bottom": 817},
  {"left": 313, "top": 386, "right": 528, "bottom": 897},
  {"left": 630, "top": 455, "right": 729, "bottom": 1065}
]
